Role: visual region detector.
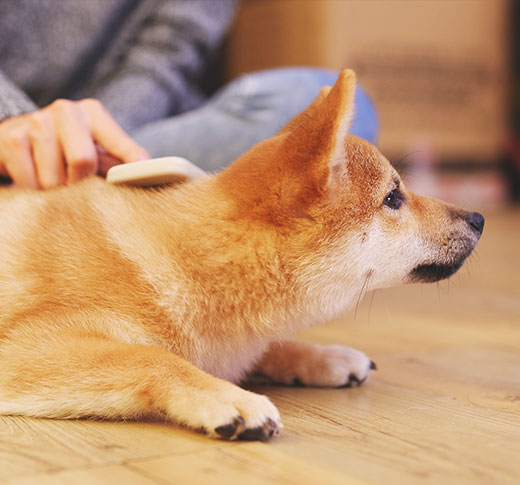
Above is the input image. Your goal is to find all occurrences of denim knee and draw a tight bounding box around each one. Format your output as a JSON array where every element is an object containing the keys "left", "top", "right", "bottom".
[{"left": 211, "top": 67, "right": 379, "bottom": 143}]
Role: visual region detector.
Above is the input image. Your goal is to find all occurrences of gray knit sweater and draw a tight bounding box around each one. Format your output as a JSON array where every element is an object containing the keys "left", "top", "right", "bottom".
[{"left": 0, "top": 0, "right": 237, "bottom": 131}]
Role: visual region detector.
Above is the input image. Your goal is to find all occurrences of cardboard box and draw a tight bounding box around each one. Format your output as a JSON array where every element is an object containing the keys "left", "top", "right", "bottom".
[{"left": 228, "top": 0, "right": 510, "bottom": 163}]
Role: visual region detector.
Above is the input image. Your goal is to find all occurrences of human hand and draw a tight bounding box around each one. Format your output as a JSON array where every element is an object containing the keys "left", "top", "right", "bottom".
[{"left": 0, "top": 98, "right": 150, "bottom": 189}]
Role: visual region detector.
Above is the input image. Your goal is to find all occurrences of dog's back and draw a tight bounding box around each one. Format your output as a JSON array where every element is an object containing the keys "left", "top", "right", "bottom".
[{"left": 0, "top": 176, "right": 290, "bottom": 382}]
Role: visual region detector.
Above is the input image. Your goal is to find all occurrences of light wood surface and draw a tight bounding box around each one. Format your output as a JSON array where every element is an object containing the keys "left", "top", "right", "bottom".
[{"left": 1, "top": 208, "right": 519, "bottom": 485}]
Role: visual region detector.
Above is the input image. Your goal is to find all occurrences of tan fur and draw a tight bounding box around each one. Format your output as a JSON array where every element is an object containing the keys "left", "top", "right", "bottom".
[{"left": 0, "top": 70, "right": 482, "bottom": 441}]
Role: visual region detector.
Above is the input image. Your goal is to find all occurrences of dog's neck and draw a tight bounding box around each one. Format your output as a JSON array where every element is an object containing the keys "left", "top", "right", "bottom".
[
  {"left": 163, "top": 178, "right": 361, "bottom": 326},
  {"left": 98, "top": 178, "right": 302, "bottom": 335}
]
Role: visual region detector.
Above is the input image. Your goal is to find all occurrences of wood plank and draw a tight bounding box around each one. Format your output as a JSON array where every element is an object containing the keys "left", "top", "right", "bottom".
[
  {"left": 264, "top": 382, "right": 520, "bottom": 485},
  {"left": 0, "top": 417, "right": 233, "bottom": 481},
  {"left": 5, "top": 465, "right": 159, "bottom": 485},
  {"left": 128, "top": 443, "right": 364, "bottom": 485}
]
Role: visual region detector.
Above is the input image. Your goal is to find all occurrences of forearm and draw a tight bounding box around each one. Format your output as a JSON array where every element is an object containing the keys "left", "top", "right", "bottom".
[
  {"left": 84, "top": 0, "right": 238, "bottom": 131},
  {"left": 93, "top": 72, "right": 203, "bottom": 134}
]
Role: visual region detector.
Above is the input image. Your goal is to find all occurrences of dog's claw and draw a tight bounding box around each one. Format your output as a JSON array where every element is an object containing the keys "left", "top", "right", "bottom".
[
  {"left": 337, "top": 372, "right": 368, "bottom": 388},
  {"left": 292, "top": 377, "right": 305, "bottom": 387},
  {"left": 215, "top": 415, "right": 245, "bottom": 440},
  {"left": 216, "top": 415, "right": 279, "bottom": 442},
  {"left": 370, "top": 360, "right": 377, "bottom": 370},
  {"left": 348, "top": 373, "right": 364, "bottom": 387},
  {"left": 238, "top": 418, "right": 279, "bottom": 442}
]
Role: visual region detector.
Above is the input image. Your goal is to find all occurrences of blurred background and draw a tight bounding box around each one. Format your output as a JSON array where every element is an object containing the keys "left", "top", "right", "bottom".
[{"left": 224, "top": 0, "right": 517, "bottom": 209}]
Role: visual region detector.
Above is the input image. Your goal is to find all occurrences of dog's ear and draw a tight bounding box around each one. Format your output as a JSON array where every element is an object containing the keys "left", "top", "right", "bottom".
[
  {"left": 283, "top": 69, "right": 355, "bottom": 194},
  {"left": 219, "top": 70, "right": 356, "bottom": 224},
  {"left": 276, "top": 85, "right": 332, "bottom": 136}
]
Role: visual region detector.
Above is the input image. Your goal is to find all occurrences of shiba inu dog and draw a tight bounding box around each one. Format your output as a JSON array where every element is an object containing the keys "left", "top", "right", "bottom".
[{"left": 0, "top": 70, "right": 484, "bottom": 441}]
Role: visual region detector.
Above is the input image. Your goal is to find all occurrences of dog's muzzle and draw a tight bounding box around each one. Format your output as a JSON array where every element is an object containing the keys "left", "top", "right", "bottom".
[{"left": 408, "top": 211, "right": 484, "bottom": 283}]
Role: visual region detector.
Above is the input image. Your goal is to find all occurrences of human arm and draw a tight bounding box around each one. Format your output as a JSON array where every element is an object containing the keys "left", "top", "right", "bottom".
[{"left": 82, "top": 0, "right": 238, "bottom": 132}]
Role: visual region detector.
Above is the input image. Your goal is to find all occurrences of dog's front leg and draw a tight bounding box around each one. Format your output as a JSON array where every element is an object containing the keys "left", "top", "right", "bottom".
[
  {"left": 0, "top": 333, "right": 281, "bottom": 440},
  {"left": 256, "top": 341, "right": 375, "bottom": 388}
]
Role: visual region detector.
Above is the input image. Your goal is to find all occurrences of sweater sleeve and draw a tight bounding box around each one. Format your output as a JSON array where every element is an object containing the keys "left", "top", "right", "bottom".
[
  {"left": 0, "top": 70, "right": 37, "bottom": 123},
  {"left": 84, "top": 0, "right": 238, "bottom": 133}
]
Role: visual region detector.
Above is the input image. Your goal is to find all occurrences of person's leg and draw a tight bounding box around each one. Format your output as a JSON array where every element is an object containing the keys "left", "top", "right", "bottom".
[{"left": 134, "top": 68, "right": 378, "bottom": 172}]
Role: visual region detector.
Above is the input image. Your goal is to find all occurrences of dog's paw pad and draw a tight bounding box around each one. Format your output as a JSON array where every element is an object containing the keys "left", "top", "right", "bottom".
[
  {"left": 238, "top": 418, "right": 279, "bottom": 442},
  {"left": 215, "top": 416, "right": 245, "bottom": 440}
]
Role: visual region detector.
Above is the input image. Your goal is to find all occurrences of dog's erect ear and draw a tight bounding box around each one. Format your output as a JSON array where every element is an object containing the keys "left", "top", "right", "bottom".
[
  {"left": 219, "top": 70, "right": 356, "bottom": 224},
  {"left": 277, "top": 85, "right": 332, "bottom": 136},
  {"left": 283, "top": 69, "right": 356, "bottom": 190}
]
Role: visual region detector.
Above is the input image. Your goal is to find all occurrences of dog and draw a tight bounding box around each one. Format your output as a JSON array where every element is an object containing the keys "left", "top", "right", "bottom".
[{"left": 0, "top": 70, "right": 484, "bottom": 441}]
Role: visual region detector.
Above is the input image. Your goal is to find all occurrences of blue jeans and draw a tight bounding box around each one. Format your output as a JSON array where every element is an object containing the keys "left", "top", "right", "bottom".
[{"left": 133, "top": 68, "right": 379, "bottom": 172}]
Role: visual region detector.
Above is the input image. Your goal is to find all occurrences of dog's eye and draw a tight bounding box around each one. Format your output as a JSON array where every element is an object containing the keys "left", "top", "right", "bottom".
[{"left": 384, "top": 189, "right": 404, "bottom": 210}]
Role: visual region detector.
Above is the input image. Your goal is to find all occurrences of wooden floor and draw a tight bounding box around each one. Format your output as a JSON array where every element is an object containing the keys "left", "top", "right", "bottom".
[{"left": 1, "top": 208, "right": 519, "bottom": 485}]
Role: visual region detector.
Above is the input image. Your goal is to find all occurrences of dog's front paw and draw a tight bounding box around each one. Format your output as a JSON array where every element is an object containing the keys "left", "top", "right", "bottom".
[
  {"left": 259, "top": 342, "right": 376, "bottom": 388},
  {"left": 212, "top": 391, "right": 282, "bottom": 441},
  {"left": 172, "top": 385, "right": 282, "bottom": 442},
  {"left": 296, "top": 345, "right": 375, "bottom": 388}
]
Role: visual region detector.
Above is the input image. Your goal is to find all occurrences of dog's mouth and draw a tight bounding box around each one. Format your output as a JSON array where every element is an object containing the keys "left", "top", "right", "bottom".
[
  {"left": 408, "top": 218, "right": 483, "bottom": 284},
  {"left": 408, "top": 261, "right": 465, "bottom": 283}
]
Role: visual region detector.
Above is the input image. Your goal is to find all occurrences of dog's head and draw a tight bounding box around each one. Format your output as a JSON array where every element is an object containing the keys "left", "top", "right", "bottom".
[{"left": 219, "top": 70, "right": 483, "bottom": 311}]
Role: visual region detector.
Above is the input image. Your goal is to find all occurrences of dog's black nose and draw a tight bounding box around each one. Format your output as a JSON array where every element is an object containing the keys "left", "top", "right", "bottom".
[{"left": 466, "top": 211, "right": 485, "bottom": 234}]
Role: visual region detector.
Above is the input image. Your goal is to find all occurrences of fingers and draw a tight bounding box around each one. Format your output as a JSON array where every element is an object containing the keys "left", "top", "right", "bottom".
[
  {"left": 0, "top": 117, "right": 38, "bottom": 189},
  {"left": 80, "top": 98, "right": 150, "bottom": 163},
  {"left": 29, "top": 110, "right": 66, "bottom": 189},
  {"left": 5, "top": 139, "right": 38, "bottom": 189},
  {"left": 0, "top": 98, "right": 149, "bottom": 190},
  {"left": 50, "top": 99, "right": 98, "bottom": 184}
]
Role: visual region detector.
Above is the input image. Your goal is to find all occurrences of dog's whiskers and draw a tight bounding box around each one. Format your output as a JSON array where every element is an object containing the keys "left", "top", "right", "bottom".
[
  {"left": 367, "top": 289, "right": 377, "bottom": 323},
  {"left": 354, "top": 270, "right": 372, "bottom": 320},
  {"left": 393, "top": 151, "right": 424, "bottom": 181},
  {"left": 470, "top": 249, "right": 482, "bottom": 269}
]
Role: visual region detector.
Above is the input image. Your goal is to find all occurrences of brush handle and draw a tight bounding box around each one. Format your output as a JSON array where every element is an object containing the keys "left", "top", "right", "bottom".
[{"left": 106, "top": 157, "right": 206, "bottom": 187}]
